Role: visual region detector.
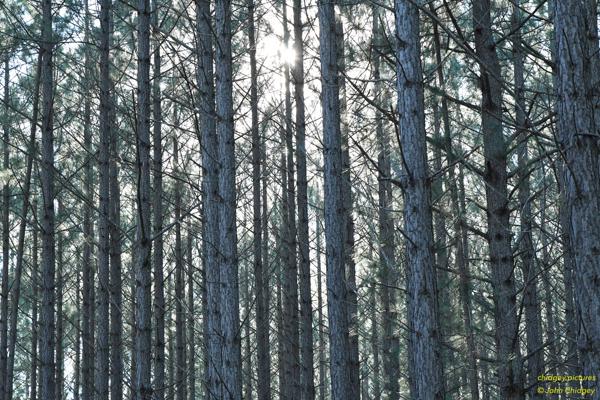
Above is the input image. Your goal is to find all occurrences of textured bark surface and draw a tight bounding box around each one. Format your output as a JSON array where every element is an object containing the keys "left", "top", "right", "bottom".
[
  {"left": 292, "top": 0, "right": 314, "bottom": 396},
  {"left": 40, "top": 0, "right": 56, "bottom": 396},
  {"left": 96, "top": 0, "right": 112, "bottom": 397},
  {"left": 473, "top": 0, "right": 524, "bottom": 397},
  {"left": 0, "top": 54, "right": 9, "bottom": 400},
  {"left": 152, "top": 2, "right": 166, "bottom": 398},
  {"left": 215, "top": 0, "right": 242, "bottom": 395},
  {"left": 394, "top": 1, "right": 444, "bottom": 398},
  {"left": 554, "top": 0, "right": 600, "bottom": 383},
  {"left": 134, "top": 0, "right": 153, "bottom": 396},
  {"left": 372, "top": 6, "right": 399, "bottom": 399},
  {"left": 317, "top": 1, "right": 354, "bottom": 398},
  {"left": 174, "top": 138, "right": 186, "bottom": 400},
  {"left": 513, "top": 3, "right": 543, "bottom": 397}
]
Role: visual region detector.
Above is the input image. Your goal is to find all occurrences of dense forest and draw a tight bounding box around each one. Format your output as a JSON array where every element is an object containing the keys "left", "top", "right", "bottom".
[{"left": 0, "top": 0, "right": 599, "bottom": 398}]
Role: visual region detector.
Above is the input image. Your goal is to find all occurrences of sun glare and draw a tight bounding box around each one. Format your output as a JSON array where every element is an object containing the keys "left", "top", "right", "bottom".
[{"left": 260, "top": 34, "right": 297, "bottom": 66}]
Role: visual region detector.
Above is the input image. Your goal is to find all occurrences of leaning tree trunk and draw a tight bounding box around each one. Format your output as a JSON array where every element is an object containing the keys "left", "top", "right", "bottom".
[
  {"left": 215, "top": 0, "right": 242, "bottom": 395},
  {"left": 472, "top": 0, "right": 524, "bottom": 397},
  {"left": 316, "top": 0, "right": 355, "bottom": 397},
  {"left": 134, "top": 0, "right": 153, "bottom": 396},
  {"left": 394, "top": 0, "right": 444, "bottom": 398},
  {"left": 554, "top": 0, "right": 600, "bottom": 382},
  {"left": 40, "top": 0, "right": 57, "bottom": 396}
]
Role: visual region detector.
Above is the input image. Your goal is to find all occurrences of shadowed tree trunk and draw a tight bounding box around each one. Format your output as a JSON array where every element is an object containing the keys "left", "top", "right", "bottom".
[
  {"left": 472, "top": 0, "right": 524, "bottom": 397},
  {"left": 40, "top": 0, "right": 57, "bottom": 396}
]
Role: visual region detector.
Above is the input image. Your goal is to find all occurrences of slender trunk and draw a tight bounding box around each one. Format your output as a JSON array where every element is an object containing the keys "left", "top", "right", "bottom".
[
  {"left": 195, "top": 0, "right": 221, "bottom": 395},
  {"left": 372, "top": 6, "right": 399, "bottom": 399},
  {"left": 513, "top": 2, "right": 543, "bottom": 396},
  {"left": 55, "top": 204, "right": 64, "bottom": 400},
  {"left": 317, "top": 0, "right": 354, "bottom": 395},
  {"left": 316, "top": 216, "right": 326, "bottom": 400},
  {"left": 0, "top": 53, "right": 10, "bottom": 400},
  {"left": 6, "top": 51, "right": 42, "bottom": 400},
  {"left": 292, "top": 0, "right": 314, "bottom": 396},
  {"left": 472, "top": 1, "right": 524, "bottom": 397},
  {"left": 134, "top": 0, "right": 153, "bottom": 396},
  {"left": 215, "top": 0, "right": 242, "bottom": 394},
  {"left": 81, "top": 4, "right": 95, "bottom": 399},
  {"left": 96, "top": 0, "right": 112, "bottom": 396},
  {"left": 554, "top": 0, "right": 600, "bottom": 380},
  {"left": 242, "top": 263, "right": 252, "bottom": 400},
  {"left": 370, "top": 281, "right": 381, "bottom": 400},
  {"left": 429, "top": 3, "right": 480, "bottom": 397},
  {"left": 109, "top": 64, "right": 124, "bottom": 400},
  {"left": 278, "top": 149, "right": 288, "bottom": 398},
  {"left": 335, "top": 20, "right": 360, "bottom": 395},
  {"left": 40, "top": 0, "right": 57, "bottom": 395},
  {"left": 282, "top": 3, "right": 300, "bottom": 399},
  {"left": 174, "top": 137, "right": 186, "bottom": 400},
  {"left": 152, "top": 2, "right": 166, "bottom": 398},
  {"left": 394, "top": 0, "right": 444, "bottom": 398},
  {"left": 247, "top": 0, "right": 270, "bottom": 396},
  {"left": 30, "top": 214, "right": 39, "bottom": 400},
  {"left": 187, "top": 222, "right": 196, "bottom": 400}
]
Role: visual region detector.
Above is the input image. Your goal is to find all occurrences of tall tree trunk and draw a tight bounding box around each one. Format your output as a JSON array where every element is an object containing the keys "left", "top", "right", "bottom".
[
  {"left": 513, "top": 2, "right": 543, "bottom": 397},
  {"left": 174, "top": 137, "right": 186, "bottom": 400},
  {"left": 292, "top": 0, "right": 314, "bottom": 395},
  {"left": 152, "top": 2, "right": 166, "bottom": 398},
  {"left": 335, "top": 20, "right": 360, "bottom": 395},
  {"left": 186, "top": 222, "right": 195, "bottom": 400},
  {"left": 281, "top": 3, "right": 300, "bottom": 399},
  {"left": 372, "top": 6, "right": 399, "bottom": 399},
  {"left": 81, "top": 3, "right": 95, "bottom": 399},
  {"left": 109, "top": 59, "right": 124, "bottom": 400},
  {"left": 429, "top": 3, "right": 480, "bottom": 397},
  {"left": 315, "top": 217, "right": 327, "bottom": 400},
  {"left": 0, "top": 53, "right": 10, "bottom": 400},
  {"left": 554, "top": 0, "right": 600, "bottom": 380},
  {"left": 247, "top": 0, "right": 270, "bottom": 396},
  {"left": 30, "top": 212, "right": 39, "bottom": 400},
  {"left": 394, "top": 0, "right": 444, "bottom": 398},
  {"left": 96, "top": 0, "right": 112, "bottom": 396},
  {"left": 195, "top": 0, "right": 221, "bottom": 396},
  {"left": 472, "top": 1, "right": 524, "bottom": 397},
  {"left": 215, "top": 0, "right": 242, "bottom": 394},
  {"left": 40, "top": 0, "right": 57, "bottom": 395},
  {"left": 370, "top": 280, "right": 381, "bottom": 400},
  {"left": 134, "top": 0, "right": 153, "bottom": 396},
  {"left": 55, "top": 203, "right": 64, "bottom": 400},
  {"left": 316, "top": 0, "right": 354, "bottom": 396}
]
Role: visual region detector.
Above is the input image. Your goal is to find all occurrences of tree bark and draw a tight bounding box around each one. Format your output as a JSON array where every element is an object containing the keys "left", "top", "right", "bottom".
[
  {"left": 372, "top": 6, "right": 399, "bottom": 399},
  {"left": 394, "top": 0, "right": 444, "bottom": 398},
  {"left": 472, "top": 1, "right": 524, "bottom": 397},
  {"left": 554, "top": 0, "right": 600, "bottom": 381},
  {"left": 316, "top": 0, "right": 354, "bottom": 397},
  {"left": 152, "top": 2, "right": 166, "bottom": 398},
  {"left": 292, "top": 0, "right": 314, "bottom": 396},
  {"left": 134, "top": 0, "right": 153, "bottom": 396},
  {"left": 215, "top": 0, "right": 242, "bottom": 394}
]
